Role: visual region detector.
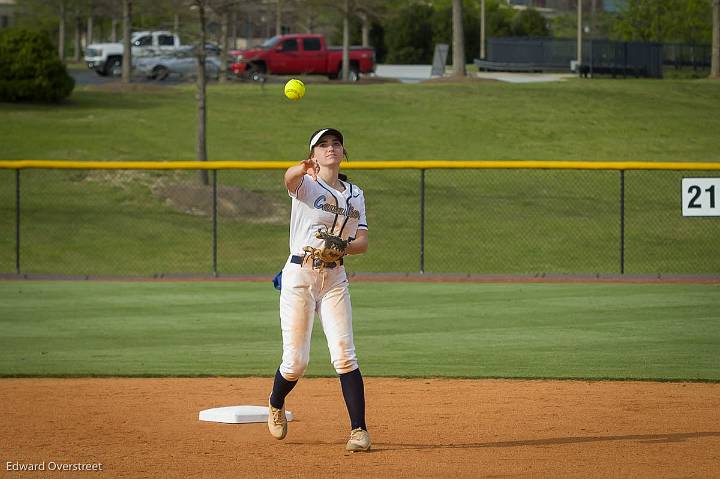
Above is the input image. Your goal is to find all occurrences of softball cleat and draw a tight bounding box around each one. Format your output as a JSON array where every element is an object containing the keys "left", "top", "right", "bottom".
[
  {"left": 267, "top": 399, "right": 288, "bottom": 440},
  {"left": 346, "top": 428, "right": 371, "bottom": 452}
]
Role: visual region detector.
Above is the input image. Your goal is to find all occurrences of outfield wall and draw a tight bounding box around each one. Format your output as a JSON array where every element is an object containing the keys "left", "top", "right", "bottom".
[{"left": 0, "top": 161, "right": 718, "bottom": 277}]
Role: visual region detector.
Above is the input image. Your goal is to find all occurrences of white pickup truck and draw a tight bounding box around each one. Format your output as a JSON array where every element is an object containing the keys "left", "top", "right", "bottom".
[{"left": 84, "top": 31, "right": 182, "bottom": 76}]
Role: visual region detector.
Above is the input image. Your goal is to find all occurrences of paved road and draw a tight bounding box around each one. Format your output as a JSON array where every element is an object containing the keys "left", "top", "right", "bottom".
[
  {"left": 72, "top": 64, "right": 437, "bottom": 86},
  {"left": 71, "top": 66, "right": 187, "bottom": 85},
  {"left": 71, "top": 66, "right": 116, "bottom": 85},
  {"left": 72, "top": 64, "right": 571, "bottom": 86}
]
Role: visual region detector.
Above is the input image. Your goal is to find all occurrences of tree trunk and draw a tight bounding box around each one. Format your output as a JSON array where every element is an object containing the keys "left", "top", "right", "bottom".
[
  {"left": 219, "top": 9, "right": 228, "bottom": 83},
  {"left": 174, "top": 13, "right": 180, "bottom": 34},
  {"left": 231, "top": 10, "right": 237, "bottom": 50},
  {"left": 111, "top": 18, "right": 118, "bottom": 42},
  {"left": 122, "top": 0, "right": 132, "bottom": 83},
  {"left": 576, "top": 0, "right": 583, "bottom": 72},
  {"left": 73, "top": 11, "right": 81, "bottom": 61},
  {"left": 712, "top": 0, "right": 720, "bottom": 78},
  {"left": 276, "top": 0, "right": 282, "bottom": 36},
  {"left": 479, "top": 0, "right": 485, "bottom": 60},
  {"left": 196, "top": 1, "right": 209, "bottom": 186},
  {"left": 58, "top": 0, "right": 65, "bottom": 60},
  {"left": 451, "top": 0, "right": 465, "bottom": 77},
  {"left": 306, "top": 5, "right": 314, "bottom": 33},
  {"left": 265, "top": 10, "right": 271, "bottom": 38},
  {"left": 86, "top": 15, "right": 93, "bottom": 46},
  {"left": 342, "top": 0, "right": 350, "bottom": 81},
  {"left": 359, "top": 11, "right": 369, "bottom": 48}
]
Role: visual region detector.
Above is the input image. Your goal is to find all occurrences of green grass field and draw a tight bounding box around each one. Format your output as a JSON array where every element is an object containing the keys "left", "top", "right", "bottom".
[
  {"left": 1, "top": 79, "right": 719, "bottom": 276},
  {"left": 0, "top": 281, "right": 717, "bottom": 381},
  {"left": 2, "top": 79, "right": 719, "bottom": 162}
]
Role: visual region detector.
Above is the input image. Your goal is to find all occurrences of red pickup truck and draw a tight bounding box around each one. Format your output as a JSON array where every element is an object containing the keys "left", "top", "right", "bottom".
[{"left": 230, "top": 34, "right": 375, "bottom": 82}]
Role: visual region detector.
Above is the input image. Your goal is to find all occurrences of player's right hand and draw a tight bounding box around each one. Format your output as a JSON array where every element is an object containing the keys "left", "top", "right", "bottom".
[{"left": 300, "top": 159, "right": 319, "bottom": 181}]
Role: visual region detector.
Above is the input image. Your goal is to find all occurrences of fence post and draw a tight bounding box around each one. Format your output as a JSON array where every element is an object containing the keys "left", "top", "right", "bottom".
[
  {"left": 15, "top": 169, "right": 20, "bottom": 275},
  {"left": 620, "top": 169, "right": 625, "bottom": 275},
  {"left": 212, "top": 169, "right": 218, "bottom": 277},
  {"left": 419, "top": 169, "right": 426, "bottom": 274}
]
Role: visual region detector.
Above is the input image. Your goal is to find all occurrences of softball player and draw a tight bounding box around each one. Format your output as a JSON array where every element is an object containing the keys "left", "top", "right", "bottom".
[{"left": 267, "top": 128, "right": 371, "bottom": 452}]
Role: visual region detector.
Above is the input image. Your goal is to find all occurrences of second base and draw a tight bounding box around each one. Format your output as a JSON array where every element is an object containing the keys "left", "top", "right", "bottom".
[{"left": 199, "top": 405, "right": 294, "bottom": 424}]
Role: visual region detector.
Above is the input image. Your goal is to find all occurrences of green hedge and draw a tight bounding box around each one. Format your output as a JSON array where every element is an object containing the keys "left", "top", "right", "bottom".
[{"left": 0, "top": 29, "right": 74, "bottom": 102}]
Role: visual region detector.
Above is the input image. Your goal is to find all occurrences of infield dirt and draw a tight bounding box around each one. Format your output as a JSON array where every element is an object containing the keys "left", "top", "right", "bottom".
[{"left": 2, "top": 378, "right": 718, "bottom": 478}]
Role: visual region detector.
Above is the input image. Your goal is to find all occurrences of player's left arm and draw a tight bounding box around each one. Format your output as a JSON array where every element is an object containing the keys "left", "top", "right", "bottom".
[
  {"left": 345, "top": 189, "right": 368, "bottom": 256},
  {"left": 345, "top": 229, "right": 368, "bottom": 255}
]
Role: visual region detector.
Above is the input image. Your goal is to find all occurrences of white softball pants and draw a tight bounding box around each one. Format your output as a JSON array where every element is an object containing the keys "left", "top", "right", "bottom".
[{"left": 278, "top": 258, "right": 358, "bottom": 381}]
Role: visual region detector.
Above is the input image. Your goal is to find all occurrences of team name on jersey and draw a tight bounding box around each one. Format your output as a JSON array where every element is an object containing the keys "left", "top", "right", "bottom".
[{"left": 314, "top": 195, "right": 361, "bottom": 219}]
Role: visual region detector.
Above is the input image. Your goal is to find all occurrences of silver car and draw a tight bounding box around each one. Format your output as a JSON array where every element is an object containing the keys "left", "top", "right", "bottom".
[{"left": 134, "top": 49, "right": 222, "bottom": 80}]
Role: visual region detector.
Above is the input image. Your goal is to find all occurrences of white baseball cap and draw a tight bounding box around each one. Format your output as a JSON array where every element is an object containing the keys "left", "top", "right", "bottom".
[{"left": 309, "top": 128, "right": 344, "bottom": 149}]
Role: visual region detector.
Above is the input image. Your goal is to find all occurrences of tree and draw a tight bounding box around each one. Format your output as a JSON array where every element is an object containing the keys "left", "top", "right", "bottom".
[
  {"left": 324, "top": 0, "right": 387, "bottom": 56},
  {"left": 192, "top": 0, "right": 209, "bottom": 185},
  {"left": 511, "top": 7, "right": 549, "bottom": 37},
  {"left": 59, "top": 0, "right": 66, "bottom": 59},
  {"left": 147, "top": 0, "right": 189, "bottom": 36},
  {"left": 451, "top": 0, "right": 465, "bottom": 76},
  {"left": 384, "top": 2, "right": 434, "bottom": 64},
  {"left": 303, "top": 0, "right": 377, "bottom": 80},
  {"left": 713, "top": 0, "right": 719, "bottom": 77},
  {"left": 614, "top": 0, "right": 712, "bottom": 44},
  {"left": 0, "top": 29, "right": 75, "bottom": 102},
  {"left": 86, "top": 0, "right": 94, "bottom": 45},
  {"left": 218, "top": 6, "right": 229, "bottom": 83},
  {"left": 72, "top": 3, "right": 81, "bottom": 60},
  {"left": 432, "top": 1, "right": 479, "bottom": 65},
  {"left": 682, "top": 0, "right": 714, "bottom": 44},
  {"left": 484, "top": 0, "right": 513, "bottom": 38},
  {"left": 341, "top": 0, "right": 350, "bottom": 80},
  {"left": 551, "top": 10, "right": 618, "bottom": 40},
  {"left": 205, "top": 0, "right": 241, "bottom": 84},
  {"left": 613, "top": 0, "right": 670, "bottom": 41},
  {"left": 276, "top": 0, "right": 283, "bottom": 35},
  {"left": 355, "top": 0, "right": 388, "bottom": 48},
  {"left": 121, "top": 0, "right": 131, "bottom": 83},
  {"left": 14, "top": 0, "right": 80, "bottom": 60},
  {"left": 479, "top": 0, "right": 485, "bottom": 59}
]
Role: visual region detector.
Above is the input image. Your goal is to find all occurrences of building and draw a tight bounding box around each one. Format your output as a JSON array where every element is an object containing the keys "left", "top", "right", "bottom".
[{"left": 0, "top": 0, "right": 16, "bottom": 29}]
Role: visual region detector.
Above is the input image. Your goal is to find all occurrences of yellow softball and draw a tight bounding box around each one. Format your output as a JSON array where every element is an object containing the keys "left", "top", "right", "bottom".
[{"left": 284, "top": 79, "right": 305, "bottom": 101}]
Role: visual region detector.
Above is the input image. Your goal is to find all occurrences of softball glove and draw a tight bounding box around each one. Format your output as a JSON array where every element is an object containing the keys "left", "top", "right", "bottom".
[{"left": 304, "top": 230, "right": 348, "bottom": 264}]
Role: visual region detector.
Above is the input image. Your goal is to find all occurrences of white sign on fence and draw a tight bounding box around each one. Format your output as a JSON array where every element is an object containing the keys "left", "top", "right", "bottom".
[{"left": 682, "top": 178, "right": 719, "bottom": 217}]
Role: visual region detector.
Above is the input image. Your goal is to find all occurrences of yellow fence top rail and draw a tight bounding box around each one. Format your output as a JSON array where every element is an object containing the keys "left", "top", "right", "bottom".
[{"left": 0, "top": 160, "right": 719, "bottom": 171}]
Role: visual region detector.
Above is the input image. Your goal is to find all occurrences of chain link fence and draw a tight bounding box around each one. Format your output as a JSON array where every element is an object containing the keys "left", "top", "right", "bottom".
[{"left": 1, "top": 163, "right": 718, "bottom": 277}]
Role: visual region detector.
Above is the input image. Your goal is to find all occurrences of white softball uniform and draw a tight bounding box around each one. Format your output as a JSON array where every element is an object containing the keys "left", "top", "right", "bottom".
[{"left": 278, "top": 174, "right": 367, "bottom": 381}]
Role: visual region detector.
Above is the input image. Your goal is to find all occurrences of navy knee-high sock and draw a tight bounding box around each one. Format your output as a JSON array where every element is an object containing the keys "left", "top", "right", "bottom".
[
  {"left": 339, "top": 368, "right": 366, "bottom": 431},
  {"left": 270, "top": 369, "right": 297, "bottom": 409}
]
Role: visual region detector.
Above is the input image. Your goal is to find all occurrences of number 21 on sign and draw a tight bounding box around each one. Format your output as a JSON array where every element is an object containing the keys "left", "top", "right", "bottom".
[{"left": 682, "top": 178, "right": 719, "bottom": 217}]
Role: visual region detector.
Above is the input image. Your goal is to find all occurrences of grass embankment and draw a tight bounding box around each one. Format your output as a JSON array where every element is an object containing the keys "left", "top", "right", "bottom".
[
  {"left": 0, "top": 281, "right": 717, "bottom": 380},
  {"left": 2, "top": 79, "right": 719, "bottom": 162},
  {"left": 1, "top": 80, "right": 719, "bottom": 275}
]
